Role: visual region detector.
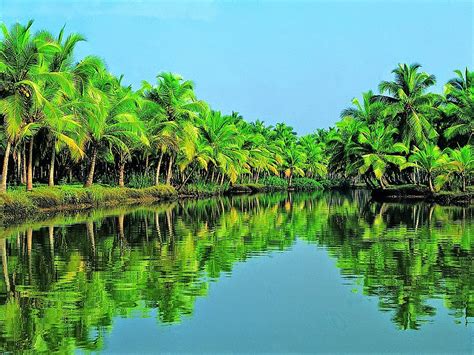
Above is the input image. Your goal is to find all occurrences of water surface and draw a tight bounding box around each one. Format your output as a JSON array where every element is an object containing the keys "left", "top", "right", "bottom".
[{"left": 0, "top": 191, "right": 472, "bottom": 353}]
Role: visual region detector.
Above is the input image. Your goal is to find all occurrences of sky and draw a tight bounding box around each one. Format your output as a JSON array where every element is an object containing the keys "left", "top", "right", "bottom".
[{"left": 1, "top": 0, "right": 473, "bottom": 134}]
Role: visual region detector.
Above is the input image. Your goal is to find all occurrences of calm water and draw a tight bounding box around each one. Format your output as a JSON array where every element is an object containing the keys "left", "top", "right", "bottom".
[{"left": 0, "top": 191, "right": 472, "bottom": 353}]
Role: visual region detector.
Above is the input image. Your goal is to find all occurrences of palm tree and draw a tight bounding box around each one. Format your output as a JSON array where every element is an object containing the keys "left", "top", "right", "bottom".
[
  {"left": 177, "top": 138, "right": 213, "bottom": 190},
  {"left": 0, "top": 20, "right": 39, "bottom": 192},
  {"left": 283, "top": 142, "right": 306, "bottom": 187},
  {"left": 80, "top": 69, "right": 145, "bottom": 187},
  {"left": 142, "top": 72, "right": 205, "bottom": 185},
  {"left": 341, "top": 90, "right": 385, "bottom": 125},
  {"left": 326, "top": 117, "right": 364, "bottom": 178},
  {"left": 443, "top": 68, "right": 474, "bottom": 144},
  {"left": 198, "top": 110, "right": 245, "bottom": 184},
  {"left": 447, "top": 145, "right": 473, "bottom": 192},
  {"left": 298, "top": 134, "right": 327, "bottom": 178},
  {"left": 356, "top": 122, "right": 408, "bottom": 188},
  {"left": 376, "top": 63, "right": 439, "bottom": 147},
  {"left": 407, "top": 143, "right": 450, "bottom": 192}
]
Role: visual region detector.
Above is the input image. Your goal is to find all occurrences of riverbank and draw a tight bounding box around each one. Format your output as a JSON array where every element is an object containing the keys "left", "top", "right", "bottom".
[
  {"left": 0, "top": 185, "right": 177, "bottom": 222},
  {"left": 371, "top": 185, "right": 474, "bottom": 206},
  {"left": 2, "top": 183, "right": 472, "bottom": 227}
]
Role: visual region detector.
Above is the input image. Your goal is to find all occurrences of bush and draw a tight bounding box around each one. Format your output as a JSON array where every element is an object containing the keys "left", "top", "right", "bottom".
[
  {"left": 291, "top": 178, "right": 323, "bottom": 191},
  {"left": 128, "top": 172, "right": 155, "bottom": 189},
  {"left": 259, "top": 176, "right": 288, "bottom": 189}
]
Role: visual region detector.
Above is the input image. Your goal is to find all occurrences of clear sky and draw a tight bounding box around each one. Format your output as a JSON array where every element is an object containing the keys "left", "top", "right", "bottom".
[{"left": 1, "top": 0, "right": 473, "bottom": 134}]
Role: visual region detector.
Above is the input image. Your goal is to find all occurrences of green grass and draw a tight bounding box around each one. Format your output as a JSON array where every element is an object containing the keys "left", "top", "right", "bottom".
[{"left": 0, "top": 184, "right": 177, "bottom": 217}]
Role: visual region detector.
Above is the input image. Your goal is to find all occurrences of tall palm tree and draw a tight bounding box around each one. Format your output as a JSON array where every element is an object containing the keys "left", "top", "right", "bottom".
[
  {"left": 298, "top": 134, "right": 327, "bottom": 178},
  {"left": 443, "top": 68, "right": 474, "bottom": 144},
  {"left": 198, "top": 110, "right": 245, "bottom": 184},
  {"left": 283, "top": 142, "right": 306, "bottom": 187},
  {"left": 375, "top": 63, "right": 439, "bottom": 147},
  {"left": 142, "top": 72, "right": 205, "bottom": 185},
  {"left": 80, "top": 69, "right": 145, "bottom": 187},
  {"left": 0, "top": 20, "right": 39, "bottom": 192}
]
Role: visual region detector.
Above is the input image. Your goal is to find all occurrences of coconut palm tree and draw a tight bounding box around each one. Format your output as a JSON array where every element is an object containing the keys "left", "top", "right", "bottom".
[
  {"left": 356, "top": 122, "right": 408, "bottom": 188},
  {"left": 177, "top": 138, "right": 213, "bottom": 190},
  {"left": 375, "top": 63, "right": 439, "bottom": 147},
  {"left": 298, "top": 134, "right": 327, "bottom": 178},
  {"left": 447, "top": 145, "right": 473, "bottom": 192},
  {"left": 283, "top": 142, "right": 306, "bottom": 187},
  {"left": 198, "top": 110, "right": 245, "bottom": 184},
  {"left": 80, "top": 69, "right": 145, "bottom": 187},
  {"left": 326, "top": 117, "right": 364, "bottom": 178},
  {"left": 142, "top": 72, "right": 205, "bottom": 185},
  {"left": 443, "top": 68, "right": 474, "bottom": 144},
  {"left": 0, "top": 20, "right": 40, "bottom": 192},
  {"left": 407, "top": 143, "right": 450, "bottom": 192},
  {"left": 341, "top": 90, "right": 385, "bottom": 125}
]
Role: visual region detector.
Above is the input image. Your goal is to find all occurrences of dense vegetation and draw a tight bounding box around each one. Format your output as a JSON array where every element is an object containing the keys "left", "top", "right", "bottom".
[{"left": 0, "top": 21, "right": 472, "bottom": 196}]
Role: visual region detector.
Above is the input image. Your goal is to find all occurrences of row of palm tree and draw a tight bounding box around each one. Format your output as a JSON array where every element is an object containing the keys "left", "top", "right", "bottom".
[
  {"left": 327, "top": 64, "right": 473, "bottom": 192},
  {"left": 0, "top": 22, "right": 472, "bottom": 194},
  {"left": 0, "top": 21, "right": 328, "bottom": 193}
]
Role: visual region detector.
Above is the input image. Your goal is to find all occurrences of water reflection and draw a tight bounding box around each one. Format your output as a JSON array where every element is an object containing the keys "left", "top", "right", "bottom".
[{"left": 0, "top": 191, "right": 472, "bottom": 352}]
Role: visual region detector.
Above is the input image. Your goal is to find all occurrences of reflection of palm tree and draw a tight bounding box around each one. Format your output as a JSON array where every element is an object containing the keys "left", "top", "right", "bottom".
[
  {"left": 0, "top": 238, "right": 10, "bottom": 293},
  {"left": 86, "top": 221, "right": 96, "bottom": 254}
]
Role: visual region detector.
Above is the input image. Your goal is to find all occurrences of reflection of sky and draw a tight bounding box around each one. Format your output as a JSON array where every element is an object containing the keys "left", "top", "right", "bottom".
[
  {"left": 103, "top": 240, "right": 472, "bottom": 353},
  {"left": 2, "top": 0, "right": 473, "bottom": 133}
]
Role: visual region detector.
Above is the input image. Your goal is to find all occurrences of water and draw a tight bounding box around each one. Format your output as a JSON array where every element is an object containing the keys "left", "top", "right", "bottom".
[{"left": 0, "top": 191, "right": 472, "bottom": 353}]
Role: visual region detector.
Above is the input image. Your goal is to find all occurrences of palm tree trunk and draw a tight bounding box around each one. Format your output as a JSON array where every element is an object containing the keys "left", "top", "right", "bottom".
[
  {"left": 86, "top": 221, "right": 95, "bottom": 254},
  {"left": 84, "top": 147, "right": 97, "bottom": 188},
  {"left": 48, "top": 145, "right": 56, "bottom": 187},
  {"left": 16, "top": 150, "right": 21, "bottom": 184},
  {"left": 166, "top": 155, "right": 174, "bottom": 185},
  {"left": 178, "top": 165, "right": 197, "bottom": 191},
  {"left": 428, "top": 173, "right": 435, "bottom": 193},
  {"left": 26, "top": 137, "right": 34, "bottom": 191},
  {"left": 0, "top": 140, "right": 11, "bottom": 193},
  {"left": 0, "top": 238, "right": 10, "bottom": 293},
  {"left": 49, "top": 225, "right": 54, "bottom": 258},
  {"left": 155, "top": 151, "right": 164, "bottom": 185},
  {"left": 462, "top": 173, "right": 466, "bottom": 192},
  {"left": 118, "top": 214, "right": 125, "bottom": 240},
  {"left": 118, "top": 160, "right": 125, "bottom": 187},
  {"left": 22, "top": 146, "right": 26, "bottom": 184}
]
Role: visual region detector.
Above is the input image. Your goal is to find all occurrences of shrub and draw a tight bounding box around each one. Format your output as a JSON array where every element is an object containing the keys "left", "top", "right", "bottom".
[
  {"left": 291, "top": 178, "right": 323, "bottom": 191},
  {"left": 128, "top": 173, "right": 155, "bottom": 189},
  {"left": 259, "top": 176, "right": 288, "bottom": 189}
]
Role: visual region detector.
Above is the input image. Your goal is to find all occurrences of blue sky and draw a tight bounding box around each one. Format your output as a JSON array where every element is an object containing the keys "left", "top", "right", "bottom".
[{"left": 1, "top": 0, "right": 473, "bottom": 134}]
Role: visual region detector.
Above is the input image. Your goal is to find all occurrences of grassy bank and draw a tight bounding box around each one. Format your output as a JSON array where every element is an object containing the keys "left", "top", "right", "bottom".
[{"left": 0, "top": 184, "right": 177, "bottom": 220}]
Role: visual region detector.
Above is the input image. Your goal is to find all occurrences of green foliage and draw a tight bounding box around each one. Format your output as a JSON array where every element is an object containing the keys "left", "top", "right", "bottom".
[
  {"left": 0, "top": 21, "right": 472, "bottom": 196},
  {"left": 259, "top": 176, "right": 288, "bottom": 189},
  {"left": 291, "top": 177, "right": 323, "bottom": 191},
  {"left": 127, "top": 172, "right": 155, "bottom": 189},
  {"left": 0, "top": 184, "right": 177, "bottom": 216}
]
